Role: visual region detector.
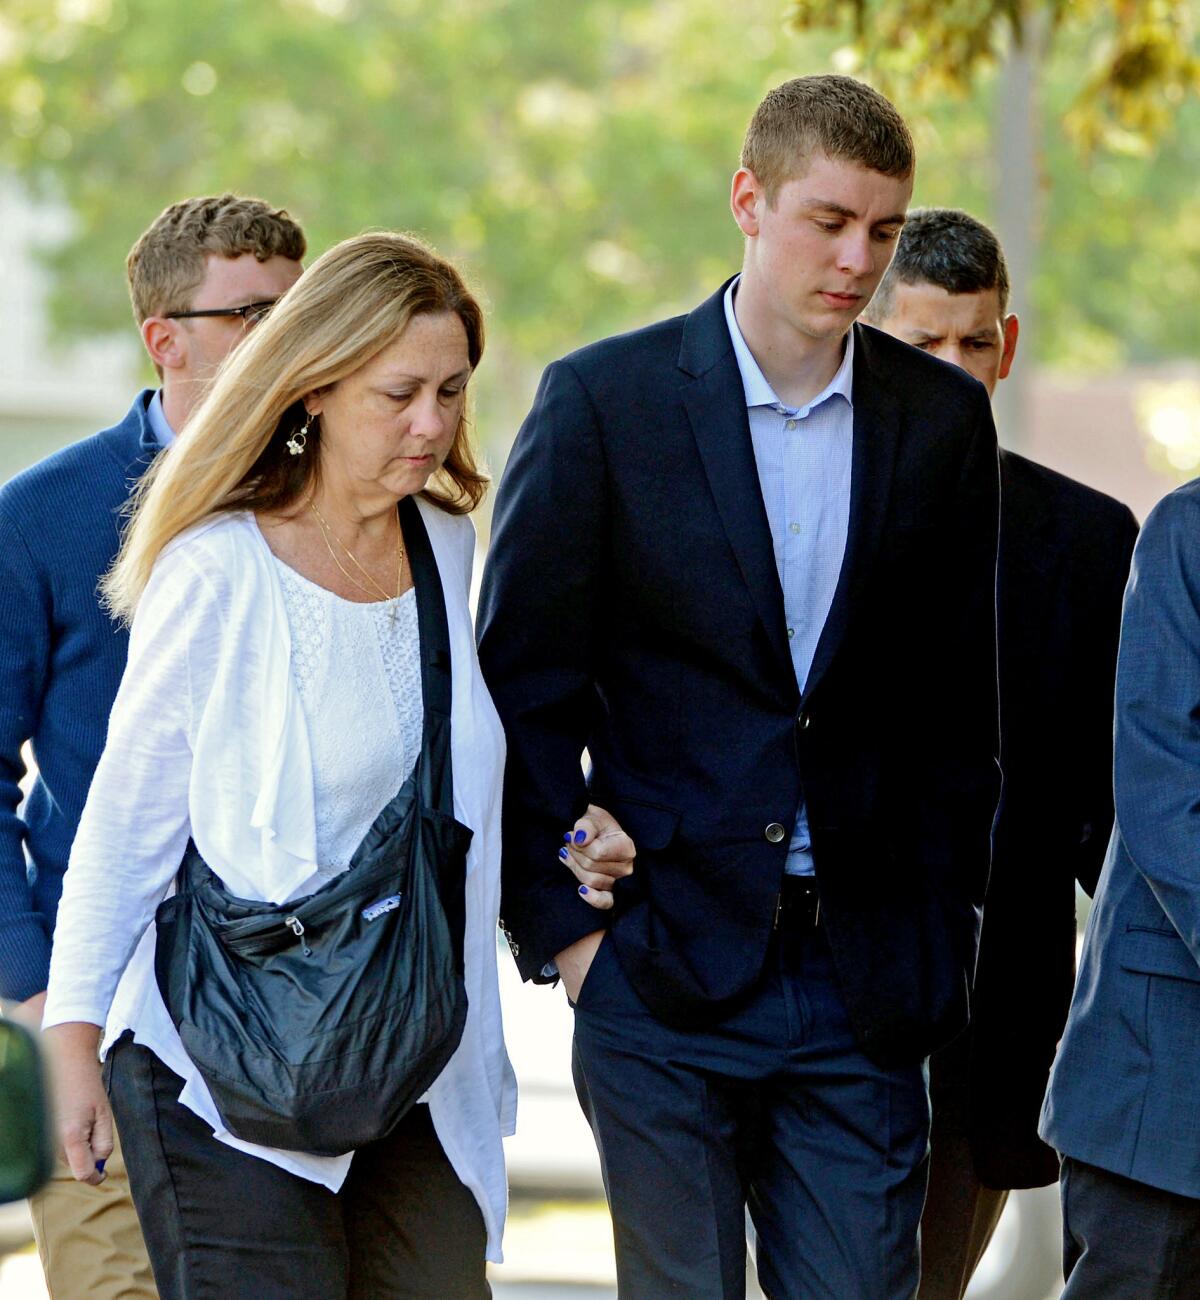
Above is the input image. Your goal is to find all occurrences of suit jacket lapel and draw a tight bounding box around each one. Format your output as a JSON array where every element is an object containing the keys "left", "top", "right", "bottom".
[
  {"left": 803, "top": 323, "right": 901, "bottom": 701},
  {"left": 679, "top": 285, "right": 795, "bottom": 682}
]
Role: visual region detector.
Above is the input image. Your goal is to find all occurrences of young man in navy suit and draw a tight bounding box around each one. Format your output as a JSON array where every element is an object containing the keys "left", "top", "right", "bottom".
[
  {"left": 0, "top": 194, "right": 304, "bottom": 1299},
  {"left": 866, "top": 208, "right": 1138, "bottom": 1300},
  {"left": 480, "top": 76, "right": 1002, "bottom": 1297}
]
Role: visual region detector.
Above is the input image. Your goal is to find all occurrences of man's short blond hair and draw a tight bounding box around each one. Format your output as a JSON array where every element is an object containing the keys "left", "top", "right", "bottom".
[
  {"left": 741, "top": 75, "right": 914, "bottom": 202},
  {"left": 126, "top": 193, "right": 307, "bottom": 324}
]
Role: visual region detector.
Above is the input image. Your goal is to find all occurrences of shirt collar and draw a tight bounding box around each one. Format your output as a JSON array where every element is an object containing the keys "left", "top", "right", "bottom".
[
  {"left": 723, "top": 276, "right": 855, "bottom": 417},
  {"left": 147, "top": 388, "right": 178, "bottom": 449}
]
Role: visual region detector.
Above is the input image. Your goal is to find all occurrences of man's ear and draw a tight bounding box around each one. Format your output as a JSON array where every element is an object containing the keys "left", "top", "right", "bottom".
[
  {"left": 730, "top": 167, "right": 765, "bottom": 238},
  {"left": 141, "top": 317, "right": 187, "bottom": 374},
  {"left": 998, "top": 313, "right": 1019, "bottom": 381}
]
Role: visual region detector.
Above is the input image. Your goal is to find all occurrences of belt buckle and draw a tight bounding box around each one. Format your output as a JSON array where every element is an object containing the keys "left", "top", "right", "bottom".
[{"left": 774, "top": 878, "right": 821, "bottom": 932}]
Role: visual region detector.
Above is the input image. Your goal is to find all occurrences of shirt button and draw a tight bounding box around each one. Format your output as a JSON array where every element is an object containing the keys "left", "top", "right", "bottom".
[
  {"left": 787, "top": 627, "right": 794, "bottom": 639},
  {"left": 789, "top": 522, "right": 800, "bottom": 534},
  {"left": 765, "top": 823, "right": 787, "bottom": 843},
  {"left": 785, "top": 419, "right": 797, "bottom": 430}
]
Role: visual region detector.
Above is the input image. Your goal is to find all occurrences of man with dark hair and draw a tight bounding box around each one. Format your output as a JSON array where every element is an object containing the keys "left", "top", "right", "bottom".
[
  {"left": 480, "top": 78, "right": 1001, "bottom": 1297},
  {"left": 0, "top": 193, "right": 304, "bottom": 1299},
  {"left": 864, "top": 207, "right": 1138, "bottom": 1300}
]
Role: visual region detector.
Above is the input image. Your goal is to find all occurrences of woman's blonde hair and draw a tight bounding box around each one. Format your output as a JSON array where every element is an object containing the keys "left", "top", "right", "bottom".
[{"left": 104, "top": 230, "right": 488, "bottom": 621}]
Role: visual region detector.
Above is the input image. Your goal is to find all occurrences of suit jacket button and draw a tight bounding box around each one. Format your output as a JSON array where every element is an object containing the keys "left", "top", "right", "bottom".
[
  {"left": 765, "top": 823, "right": 786, "bottom": 843},
  {"left": 797, "top": 710, "right": 811, "bottom": 731}
]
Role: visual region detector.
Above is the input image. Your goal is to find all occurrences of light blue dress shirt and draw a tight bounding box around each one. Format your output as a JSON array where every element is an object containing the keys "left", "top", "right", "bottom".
[
  {"left": 723, "top": 279, "right": 854, "bottom": 876},
  {"left": 146, "top": 388, "right": 177, "bottom": 449}
]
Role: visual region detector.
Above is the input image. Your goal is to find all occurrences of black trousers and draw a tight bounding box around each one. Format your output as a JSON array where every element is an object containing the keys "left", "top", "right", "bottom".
[
  {"left": 571, "top": 926, "right": 930, "bottom": 1299},
  {"left": 1061, "top": 1156, "right": 1200, "bottom": 1299},
  {"left": 917, "top": 1085, "right": 1008, "bottom": 1300},
  {"left": 105, "top": 1035, "right": 489, "bottom": 1300}
]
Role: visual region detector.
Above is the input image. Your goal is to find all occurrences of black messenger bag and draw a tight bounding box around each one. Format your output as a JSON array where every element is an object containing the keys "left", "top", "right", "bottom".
[{"left": 154, "top": 498, "right": 470, "bottom": 1156}]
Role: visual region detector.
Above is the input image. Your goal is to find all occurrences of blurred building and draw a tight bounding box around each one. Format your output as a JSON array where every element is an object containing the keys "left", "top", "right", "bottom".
[
  {"left": 1023, "top": 367, "right": 1200, "bottom": 522},
  {"left": 0, "top": 181, "right": 139, "bottom": 484}
]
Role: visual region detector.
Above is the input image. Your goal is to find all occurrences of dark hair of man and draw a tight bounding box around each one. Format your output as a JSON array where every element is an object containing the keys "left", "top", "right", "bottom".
[
  {"left": 125, "top": 193, "right": 308, "bottom": 324},
  {"left": 740, "top": 74, "right": 915, "bottom": 202},
  {"left": 865, "top": 207, "right": 1011, "bottom": 325}
]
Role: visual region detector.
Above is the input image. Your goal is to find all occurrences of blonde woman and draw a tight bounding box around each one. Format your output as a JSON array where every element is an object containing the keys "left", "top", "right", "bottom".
[{"left": 42, "top": 232, "right": 514, "bottom": 1299}]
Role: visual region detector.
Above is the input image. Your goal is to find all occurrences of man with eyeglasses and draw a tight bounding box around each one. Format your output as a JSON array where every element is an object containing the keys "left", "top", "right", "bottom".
[{"left": 0, "top": 193, "right": 304, "bottom": 1300}]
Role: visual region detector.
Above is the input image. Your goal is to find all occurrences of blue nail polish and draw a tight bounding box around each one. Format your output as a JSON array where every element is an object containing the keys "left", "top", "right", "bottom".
[
  {"left": 558, "top": 847, "right": 568, "bottom": 860},
  {"left": 574, "top": 829, "right": 587, "bottom": 844},
  {"left": 563, "top": 832, "right": 573, "bottom": 843},
  {"left": 579, "top": 885, "right": 589, "bottom": 895},
  {"left": 95, "top": 1159, "right": 106, "bottom": 1174}
]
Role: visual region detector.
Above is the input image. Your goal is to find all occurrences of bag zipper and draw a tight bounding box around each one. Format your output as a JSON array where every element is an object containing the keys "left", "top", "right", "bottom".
[{"left": 285, "top": 915, "right": 313, "bottom": 957}]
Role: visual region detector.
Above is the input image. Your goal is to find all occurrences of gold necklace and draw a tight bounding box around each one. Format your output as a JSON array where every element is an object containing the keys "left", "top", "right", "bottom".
[{"left": 308, "top": 501, "right": 405, "bottom": 621}]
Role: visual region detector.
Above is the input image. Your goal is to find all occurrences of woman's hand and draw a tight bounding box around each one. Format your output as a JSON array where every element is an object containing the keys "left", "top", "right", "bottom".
[
  {"left": 558, "top": 803, "right": 636, "bottom": 910},
  {"left": 42, "top": 1022, "right": 112, "bottom": 1186}
]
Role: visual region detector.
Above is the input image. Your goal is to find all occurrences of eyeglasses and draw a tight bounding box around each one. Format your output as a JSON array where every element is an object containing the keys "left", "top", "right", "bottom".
[{"left": 164, "top": 299, "right": 278, "bottom": 327}]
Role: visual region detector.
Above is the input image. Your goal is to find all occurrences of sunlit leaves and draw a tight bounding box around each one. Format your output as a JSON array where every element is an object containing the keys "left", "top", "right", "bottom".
[{"left": 788, "top": 0, "right": 1198, "bottom": 153}]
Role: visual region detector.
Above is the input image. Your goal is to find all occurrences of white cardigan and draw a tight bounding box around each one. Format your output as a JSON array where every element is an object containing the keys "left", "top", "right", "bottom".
[{"left": 44, "top": 503, "right": 516, "bottom": 1260}]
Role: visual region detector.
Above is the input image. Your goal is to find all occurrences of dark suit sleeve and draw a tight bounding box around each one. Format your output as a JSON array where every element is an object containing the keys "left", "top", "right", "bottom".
[
  {"left": 477, "top": 359, "right": 611, "bottom": 980},
  {"left": 929, "top": 390, "right": 1002, "bottom": 917},
  {"left": 1111, "top": 492, "right": 1200, "bottom": 961},
  {"left": 0, "top": 505, "right": 53, "bottom": 1002},
  {"left": 1076, "top": 505, "right": 1139, "bottom": 897}
]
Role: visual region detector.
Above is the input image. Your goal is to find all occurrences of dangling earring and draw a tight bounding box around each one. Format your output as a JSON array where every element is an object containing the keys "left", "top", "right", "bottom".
[{"left": 287, "top": 413, "right": 314, "bottom": 456}]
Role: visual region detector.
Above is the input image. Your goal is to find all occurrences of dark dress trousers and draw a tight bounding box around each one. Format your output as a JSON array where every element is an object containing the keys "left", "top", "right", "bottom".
[
  {"left": 920, "top": 452, "right": 1137, "bottom": 1299},
  {"left": 479, "top": 292, "right": 1001, "bottom": 1066},
  {"left": 1041, "top": 480, "right": 1200, "bottom": 1296}
]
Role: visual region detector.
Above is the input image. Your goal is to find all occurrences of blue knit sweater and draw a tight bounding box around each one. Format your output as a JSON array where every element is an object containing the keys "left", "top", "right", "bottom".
[{"left": 0, "top": 391, "right": 159, "bottom": 1001}]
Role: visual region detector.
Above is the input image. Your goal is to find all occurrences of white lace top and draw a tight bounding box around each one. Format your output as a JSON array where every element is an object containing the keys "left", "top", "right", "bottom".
[{"left": 273, "top": 561, "right": 423, "bottom": 880}]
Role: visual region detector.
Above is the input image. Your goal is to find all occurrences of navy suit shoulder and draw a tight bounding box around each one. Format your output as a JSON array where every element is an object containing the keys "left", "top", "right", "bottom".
[
  {"left": 1001, "top": 450, "right": 1138, "bottom": 550},
  {"left": 1137, "top": 476, "right": 1200, "bottom": 556},
  {"left": 561, "top": 311, "right": 689, "bottom": 375}
]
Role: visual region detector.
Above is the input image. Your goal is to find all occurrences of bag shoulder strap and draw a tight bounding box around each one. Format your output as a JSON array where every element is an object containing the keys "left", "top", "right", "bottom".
[{"left": 400, "top": 497, "right": 455, "bottom": 817}]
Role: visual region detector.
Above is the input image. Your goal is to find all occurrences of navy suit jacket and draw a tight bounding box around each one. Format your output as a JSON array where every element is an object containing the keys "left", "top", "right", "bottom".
[
  {"left": 478, "top": 287, "right": 1001, "bottom": 1065},
  {"left": 938, "top": 452, "right": 1137, "bottom": 1190},
  {"left": 0, "top": 392, "right": 158, "bottom": 1001},
  {"left": 1042, "top": 480, "right": 1200, "bottom": 1198}
]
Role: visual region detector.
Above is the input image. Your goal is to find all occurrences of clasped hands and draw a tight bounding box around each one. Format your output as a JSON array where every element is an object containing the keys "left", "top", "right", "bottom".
[{"left": 553, "top": 803, "right": 635, "bottom": 1003}]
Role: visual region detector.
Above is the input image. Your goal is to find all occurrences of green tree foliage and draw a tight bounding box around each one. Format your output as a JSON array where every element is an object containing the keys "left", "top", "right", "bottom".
[
  {"left": 788, "top": 0, "right": 1200, "bottom": 370},
  {"left": 1, "top": 0, "right": 1198, "bottom": 383},
  {"left": 0, "top": 0, "right": 827, "bottom": 365},
  {"left": 787, "top": 0, "right": 1199, "bottom": 153}
]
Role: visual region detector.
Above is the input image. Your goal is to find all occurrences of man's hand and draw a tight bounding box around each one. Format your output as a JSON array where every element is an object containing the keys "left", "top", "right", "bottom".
[
  {"left": 42, "top": 1022, "right": 112, "bottom": 1185},
  {"left": 10, "top": 990, "right": 47, "bottom": 1034},
  {"left": 554, "top": 930, "right": 606, "bottom": 1005},
  {"left": 558, "top": 803, "right": 635, "bottom": 911}
]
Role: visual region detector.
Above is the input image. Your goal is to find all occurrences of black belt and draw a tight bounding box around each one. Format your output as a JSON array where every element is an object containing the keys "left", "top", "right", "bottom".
[{"left": 773, "top": 875, "right": 821, "bottom": 932}]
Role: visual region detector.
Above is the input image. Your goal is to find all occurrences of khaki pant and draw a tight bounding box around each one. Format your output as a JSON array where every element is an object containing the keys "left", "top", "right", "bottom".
[{"left": 29, "top": 1119, "right": 157, "bottom": 1300}]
